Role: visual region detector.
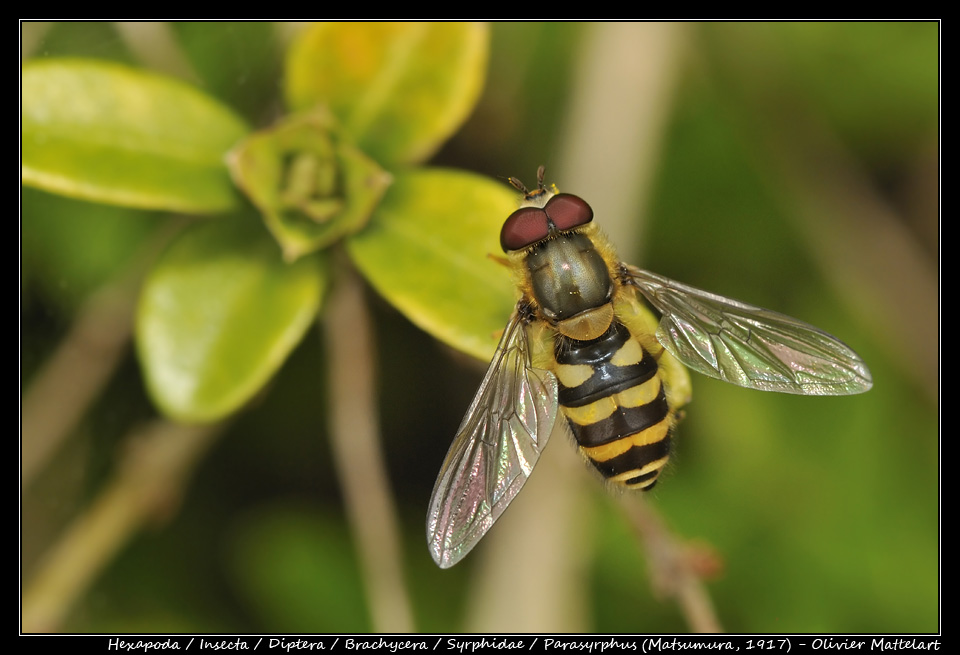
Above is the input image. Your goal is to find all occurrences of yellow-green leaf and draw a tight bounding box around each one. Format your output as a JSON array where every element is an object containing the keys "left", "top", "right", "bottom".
[
  {"left": 22, "top": 59, "right": 249, "bottom": 213},
  {"left": 137, "top": 217, "right": 326, "bottom": 423},
  {"left": 346, "top": 168, "right": 517, "bottom": 361},
  {"left": 285, "top": 22, "right": 488, "bottom": 167}
]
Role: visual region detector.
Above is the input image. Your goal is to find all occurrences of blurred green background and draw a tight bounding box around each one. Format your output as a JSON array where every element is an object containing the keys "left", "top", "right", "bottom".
[{"left": 21, "top": 22, "right": 938, "bottom": 633}]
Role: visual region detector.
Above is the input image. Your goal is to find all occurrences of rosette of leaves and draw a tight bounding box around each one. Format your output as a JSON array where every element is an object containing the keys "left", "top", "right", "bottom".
[{"left": 22, "top": 23, "right": 516, "bottom": 423}]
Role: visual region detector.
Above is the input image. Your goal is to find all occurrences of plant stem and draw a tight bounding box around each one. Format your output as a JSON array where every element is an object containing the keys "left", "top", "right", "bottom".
[
  {"left": 323, "top": 259, "right": 414, "bottom": 633},
  {"left": 620, "top": 494, "right": 724, "bottom": 634},
  {"left": 22, "top": 420, "right": 223, "bottom": 632},
  {"left": 555, "top": 22, "right": 687, "bottom": 256},
  {"left": 22, "top": 219, "right": 184, "bottom": 489},
  {"left": 21, "top": 281, "right": 134, "bottom": 488}
]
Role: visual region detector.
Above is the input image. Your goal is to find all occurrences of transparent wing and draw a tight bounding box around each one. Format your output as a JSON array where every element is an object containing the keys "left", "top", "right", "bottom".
[
  {"left": 622, "top": 264, "right": 873, "bottom": 395},
  {"left": 427, "top": 309, "right": 559, "bottom": 568}
]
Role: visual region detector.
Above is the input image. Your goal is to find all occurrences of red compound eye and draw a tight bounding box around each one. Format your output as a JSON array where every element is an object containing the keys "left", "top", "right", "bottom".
[
  {"left": 544, "top": 193, "right": 593, "bottom": 231},
  {"left": 500, "top": 206, "right": 550, "bottom": 252}
]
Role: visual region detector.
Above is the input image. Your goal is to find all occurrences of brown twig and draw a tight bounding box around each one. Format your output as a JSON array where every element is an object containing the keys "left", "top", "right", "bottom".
[
  {"left": 22, "top": 219, "right": 185, "bottom": 489},
  {"left": 21, "top": 280, "right": 135, "bottom": 488},
  {"left": 323, "top": 259, "right": 414, "bottom": 633},
  {"left": 619, "top": 493, "right": 724, "bottom": 634},
  {"left": 22, "top": 419, "right": 224, "bottom": 632}
]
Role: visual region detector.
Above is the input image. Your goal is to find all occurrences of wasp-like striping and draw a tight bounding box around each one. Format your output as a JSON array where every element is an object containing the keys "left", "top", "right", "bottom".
[
  {"left": 555, "top": 321, "right": 674, "bottom": 490},
  {"left": 426, "top": 167, "right": 872, "bottom": 569}
]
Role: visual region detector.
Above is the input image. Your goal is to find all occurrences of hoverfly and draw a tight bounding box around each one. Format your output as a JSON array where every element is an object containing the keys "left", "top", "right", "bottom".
[{"left": 426, "top": 167, "right": 872, "bottom": 569}]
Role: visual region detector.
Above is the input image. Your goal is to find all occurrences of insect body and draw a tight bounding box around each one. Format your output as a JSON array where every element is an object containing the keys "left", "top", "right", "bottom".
[
  {"left": 426, "top": 168, "right": 872, "bottom": 569},
  {"left": 553, "top": 318, "right": 678, "bottom": 491}
]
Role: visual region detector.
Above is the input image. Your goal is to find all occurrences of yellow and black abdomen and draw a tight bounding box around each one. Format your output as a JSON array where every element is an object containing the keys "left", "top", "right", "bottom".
[{"left": 554, "top": 321, "right": 676, "bottom": 490}]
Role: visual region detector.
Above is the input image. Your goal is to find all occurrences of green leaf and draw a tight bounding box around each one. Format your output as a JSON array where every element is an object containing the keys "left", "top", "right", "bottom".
[
  {"left": 228, "top": 110, "right": 391, "bottom": 261},
  {"left": 285, "top": 22, "right": 488, "bottom": 167},
  {"left": 347, "top": 168, "right": 517, "bottom": 361},
  {"left": 22, "top": 59, "right": 249, "bottom": 214},
  {"left": 137, "top": 217, "right": 326, "bottom": 423}
]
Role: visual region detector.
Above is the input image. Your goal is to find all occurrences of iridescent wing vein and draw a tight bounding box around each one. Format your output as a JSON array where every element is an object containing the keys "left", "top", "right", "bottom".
[
  {"left": 426, "top": 309, "right": 559, "bottom": 568},
  {"left": 623, "top": 265, "right": 872, "bottom": 395}
]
